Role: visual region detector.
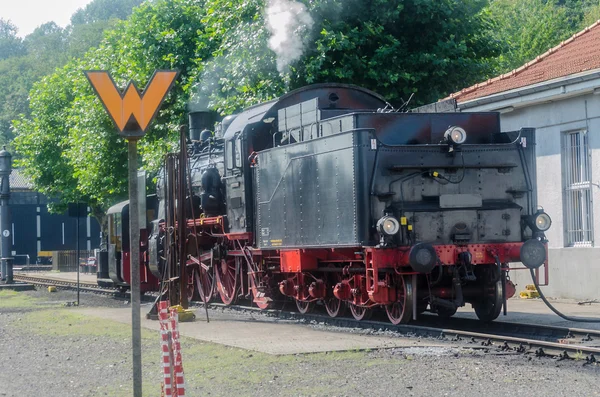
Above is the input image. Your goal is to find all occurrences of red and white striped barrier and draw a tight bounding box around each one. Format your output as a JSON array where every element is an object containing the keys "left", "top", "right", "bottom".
[
  {"left": 158, "top": 301, "right": 186, "bottom": 397},
  {"left": 170, "top": 307, "right": 185, "bottom": 396},
  {"left": 158, "top": 301, "right": 173, "bottom": 396}
]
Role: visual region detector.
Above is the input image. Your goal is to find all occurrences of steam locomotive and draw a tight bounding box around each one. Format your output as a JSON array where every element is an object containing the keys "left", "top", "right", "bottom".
[{"left": 102, "top": 83, "right": 550, "bottom": 324}]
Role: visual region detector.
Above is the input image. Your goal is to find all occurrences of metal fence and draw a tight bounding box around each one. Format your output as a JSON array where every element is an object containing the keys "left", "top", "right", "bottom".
[
  {"left": 52, "top": 250, "right": 95, "bottom": 272},
  {"left": 562, "top": 130, "right": 594, "bottom": 247}
]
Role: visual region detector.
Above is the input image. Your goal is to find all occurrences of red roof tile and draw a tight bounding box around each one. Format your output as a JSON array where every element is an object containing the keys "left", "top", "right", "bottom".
[{"left": 448, "top": 20, "right": 600, "bottom": 103}]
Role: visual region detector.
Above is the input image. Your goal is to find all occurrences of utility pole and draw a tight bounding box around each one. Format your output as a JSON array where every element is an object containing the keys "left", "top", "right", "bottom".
[
  {"left": 76, "top": 206, "right": 80, "bottom": 306},
  {"left": 69, "top": 202, "right": 87, "bottom": 306},
  {"left": 127, "top": 137, "right": 142, "bottom": 395},
  {"left": 0, "top": 147, "right": 13, "bottom": 284}
]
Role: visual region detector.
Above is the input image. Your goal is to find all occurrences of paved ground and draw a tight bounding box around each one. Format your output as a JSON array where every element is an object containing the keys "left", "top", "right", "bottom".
[
  {"left": 78, "top": 305, "right": 448, "bottom": 355},
  {"left": 454, "top": 296, "right": 600, "bottom": 330}
]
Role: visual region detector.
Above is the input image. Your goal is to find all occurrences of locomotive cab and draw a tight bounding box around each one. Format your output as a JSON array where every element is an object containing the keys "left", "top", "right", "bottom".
[{"left": 106, "top": 196, "right": 159, "bottom": 292}]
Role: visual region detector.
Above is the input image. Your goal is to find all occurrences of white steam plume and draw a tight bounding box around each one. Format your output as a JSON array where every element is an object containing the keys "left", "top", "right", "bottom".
[{"left": 266, "top": 0, "right": 314, "bottom": 73}]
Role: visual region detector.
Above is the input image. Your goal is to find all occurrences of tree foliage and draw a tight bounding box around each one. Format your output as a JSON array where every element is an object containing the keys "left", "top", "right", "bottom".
[
  {"left": 71, "top": 0, "right": 144, "bottom": 24},
  {"left": 68, "top": 0, "right": 145, "bottom": 58},
  {"left": 0, "top": 0, "right": 142, "bottom": 145},
  {"left": 14, "top": 0, "right": 215, "bottom": 222},
  {"left": 486, "top": 0, "right": 600, "bottom": 72},
  {"left": 190, "top": 0, "right": 286, "bottom": 113},
  {"left": 296, "top": 0, "right": 499, "bottom": 105},
  {"left": 485, "top": 0, "right": 573, "bottom": 71},
  {"left": 194, "top": 0, "right": 499, "bottom": 111},
  {"left": 12, "top": 0, "right": 600, "bottom": 226},
  {"left": 13, "top": 0, "right": 501, "bottom": 225},
  {"left": 0, "top": 19, "right": 26, "bottom": 60}
]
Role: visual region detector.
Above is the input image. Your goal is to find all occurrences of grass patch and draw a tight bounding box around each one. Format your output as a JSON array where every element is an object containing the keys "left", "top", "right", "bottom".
[
  {"left": 2, "top": 293, "right": 406, "bottom": 397},
  {"left": 0, "top": 289, "right": 40, "bottom": 309},
  {"left": 16, "top": 309, "right": 156, "bottom": 340},
  {"left": 178, "top": 340, "right": 397, "bottom": 396}
]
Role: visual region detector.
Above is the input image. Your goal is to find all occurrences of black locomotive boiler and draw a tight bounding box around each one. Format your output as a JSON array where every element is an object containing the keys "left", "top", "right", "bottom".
[{"left": 108, "top": 83, "right": 551, "bottom": 324}]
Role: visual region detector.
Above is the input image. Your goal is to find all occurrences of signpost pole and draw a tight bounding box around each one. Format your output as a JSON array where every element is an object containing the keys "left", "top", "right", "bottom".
[
  {"left": 84, "top": 69, "right": 178, "bottom": 397},
  {"left": 128, "top": 138, "right": 142, "bottom": 397},
  {"left": 0, "top": 147, "right": 12, "bottom": 284},
  {"left": 76, "top": 207, "right": 80, "bottom": 306}
]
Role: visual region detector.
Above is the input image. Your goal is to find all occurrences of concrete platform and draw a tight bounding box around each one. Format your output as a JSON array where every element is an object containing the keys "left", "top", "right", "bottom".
[
  {"left": 455, "top": 297, "right": 600, "bottom": 330},
  {"left": 78, "top": 305, "right": 447, "bottom": 355},
  {"left": 0, "top": 282, "right": 35, "bottom": 291}
]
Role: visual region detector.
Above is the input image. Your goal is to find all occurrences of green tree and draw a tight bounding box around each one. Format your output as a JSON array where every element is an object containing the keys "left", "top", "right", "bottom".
[
  {"left": 0, "top": 57, "right": 31, "bottom": 144},
  {"left": 70, "top": 0, "right": 145, "bottom": 24},
  {"left": 0, "top": 0, "right": 143, "bottom": 144},
  {"left": 12, "top": 66, "right": 82, "bottom": 210},
  {"left": 0, "top": 23, "right": 70, "bottom": 143},
  {"left": 581, "top": 1, "right": 600, "bottom": 26},
  {"left": 68, "top": 0, "right": 145, "bottom": 57},
  {"left": 486, "top": 0, "right": 574, "bottom": 72},
  {"left": 560, "top": 0, "right": 600, "bottom": 28},
  {"left": 14, "top": 0, "right": 503, "bottom": 226},
  {"left": 0, "top": 19, "right": 25, "bottom": 60},
  {"left": 297, "top": 0, "right": 499, "bottom": 105},
  {"left": 190, "top": 0, "right": 286, "bottom": 113},
  {"left": 196, "top": 0, "right": 499, "bottom": 111},
  {"left": 24, "top": 22, "right": 70, "bottom": 72},
  {"left": 14, "top": 0, "right": 216, "bottom": 225}
]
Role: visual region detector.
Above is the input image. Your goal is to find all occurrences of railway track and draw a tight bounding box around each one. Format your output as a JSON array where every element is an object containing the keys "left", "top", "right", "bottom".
[
  {"left": 14, "top": 273, "right": 600, "bottom": 362},
  {"left": 204, "top": 301, "right": 600, "bottom": 361},
  {"left": 13, "top": 274, "right": 136, "bottom": 300}
]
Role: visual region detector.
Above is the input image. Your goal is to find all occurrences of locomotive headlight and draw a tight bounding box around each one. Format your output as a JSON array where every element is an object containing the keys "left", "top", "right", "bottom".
[
  {"left": 444, "top": 126, "right": 467, "bottom": 145},
  {"left": 532, "top": 211, "right": 552, "bottom": 232},
  {"left": 377, "top": 216, "right": 400, "bottom": 236}
]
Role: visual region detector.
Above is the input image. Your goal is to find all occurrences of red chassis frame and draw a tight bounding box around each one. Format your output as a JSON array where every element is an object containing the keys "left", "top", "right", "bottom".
[{"left": 172, "top": 214, "right": 549, "bottom": 310}]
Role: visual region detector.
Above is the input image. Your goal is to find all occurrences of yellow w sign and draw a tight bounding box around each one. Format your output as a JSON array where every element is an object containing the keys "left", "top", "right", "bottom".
[{"left": 84, "top": 70, "right": 178, "bottom": 137}]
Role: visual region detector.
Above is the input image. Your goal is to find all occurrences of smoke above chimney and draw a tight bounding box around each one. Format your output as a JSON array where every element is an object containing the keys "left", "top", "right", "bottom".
[{"left": 266, "top": 0, "right": 314, "bottom": 73}]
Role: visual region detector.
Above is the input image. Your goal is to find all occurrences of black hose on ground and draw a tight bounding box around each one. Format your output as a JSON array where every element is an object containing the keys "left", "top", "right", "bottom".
[{"left": 530, "top": 268, "right": 600, "bottom": 323}]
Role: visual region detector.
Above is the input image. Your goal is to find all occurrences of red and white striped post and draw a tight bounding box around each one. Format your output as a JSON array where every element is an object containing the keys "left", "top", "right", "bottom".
[
  {"left": 158, "top": 301, "right": 173, "bottom": 396},
  {"left": 169, "top": 307, "right": 186, "bottom": 396}
]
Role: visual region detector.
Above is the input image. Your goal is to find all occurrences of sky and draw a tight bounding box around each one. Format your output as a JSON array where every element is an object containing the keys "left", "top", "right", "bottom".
[{"left": 1, "top": 0, "right": 95, "bottom": 37}]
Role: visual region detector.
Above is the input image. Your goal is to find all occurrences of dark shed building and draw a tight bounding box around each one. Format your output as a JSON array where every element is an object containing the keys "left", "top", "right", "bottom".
[{"left": 9, "top": 169, "right": 101, "bottom": 265}]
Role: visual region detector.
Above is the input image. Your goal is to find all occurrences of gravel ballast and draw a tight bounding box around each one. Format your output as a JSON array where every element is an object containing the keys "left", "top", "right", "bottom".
[{"left": 0, "top": 288, "right": 598, "bottom": 397}]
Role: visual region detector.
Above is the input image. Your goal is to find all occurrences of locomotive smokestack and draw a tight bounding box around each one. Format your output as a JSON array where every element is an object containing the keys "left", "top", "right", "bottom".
[{"left": 188, "top": 111, "right": 213, "bottom": 141}]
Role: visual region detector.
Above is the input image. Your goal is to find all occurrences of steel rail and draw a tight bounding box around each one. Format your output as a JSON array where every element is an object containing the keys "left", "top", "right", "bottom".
[
  {"left": 202, "top": 301, "right": 600, "bottom": 360},
  {"left": 12, "top": 274, "right": 147, "bottom": 301},
  {"left": 14, "top": 274, "right": 98, "bottom": 288},
  {"left": 415, "top": 315, "right": 600, "bottom": 345}
]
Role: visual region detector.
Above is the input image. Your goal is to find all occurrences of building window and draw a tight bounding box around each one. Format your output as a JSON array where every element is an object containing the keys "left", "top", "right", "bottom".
[{"left": 562, "top": 130, "right": 594, "bottom": 247}]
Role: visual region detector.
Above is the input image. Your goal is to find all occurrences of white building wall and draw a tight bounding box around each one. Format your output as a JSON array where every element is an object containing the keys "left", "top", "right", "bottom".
[{"left": 465, "top": 92, "right": 600, "bottom": 299}]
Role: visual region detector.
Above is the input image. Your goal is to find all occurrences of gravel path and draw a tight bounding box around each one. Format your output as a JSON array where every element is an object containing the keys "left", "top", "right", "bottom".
[{"left": 0, "top": 288, "right": 598, "bottom": 397}]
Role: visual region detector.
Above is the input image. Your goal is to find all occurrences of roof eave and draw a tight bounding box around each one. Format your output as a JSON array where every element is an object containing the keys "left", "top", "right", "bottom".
[
  {"left": 457, "top": 69, "right": 600, "bottom": 111},
  {"left": 448, "top": 19, "right": 600, "bottom": 102}
]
